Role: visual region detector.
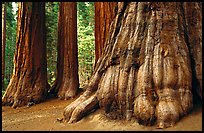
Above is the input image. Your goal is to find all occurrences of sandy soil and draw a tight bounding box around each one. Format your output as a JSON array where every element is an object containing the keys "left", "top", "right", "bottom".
[{"left": 2, "top": 95, "right": 202, "bottom": 131}]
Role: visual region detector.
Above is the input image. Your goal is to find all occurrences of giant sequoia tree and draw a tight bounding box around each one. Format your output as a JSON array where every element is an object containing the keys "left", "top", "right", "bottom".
[
  {"left": 50, "top": 2, "right": 79, "bottom": 100},
  {"left": 63, "top": 2, "right": 202, "bottom": 128},
  {"left": 2, "top": 2, "right": 49, "bottom": 108},
  {"left": 94, "top": 2, "right": 117, "bottom": 63}
]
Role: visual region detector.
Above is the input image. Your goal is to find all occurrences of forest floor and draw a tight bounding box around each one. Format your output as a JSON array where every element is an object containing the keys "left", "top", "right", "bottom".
[{"left": 2, "top": 93, "right": 202, "bottom": 131}]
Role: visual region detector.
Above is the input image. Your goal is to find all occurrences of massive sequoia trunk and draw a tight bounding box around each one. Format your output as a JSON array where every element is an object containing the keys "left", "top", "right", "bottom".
[
  {"left": 50, "top": 2, "right": 79, "bottom": 100},
  {"left": 94, "top": 2, "right": 117, "bottom": 63},
  {"left": 2, "top": 2, "right": 49, "bottom": 108},
  {"left": 63, "top": 2, "right": 201, "bottom": 129},
  {"left": 2, "top": 3, "right": 6, "bottom": 90}
]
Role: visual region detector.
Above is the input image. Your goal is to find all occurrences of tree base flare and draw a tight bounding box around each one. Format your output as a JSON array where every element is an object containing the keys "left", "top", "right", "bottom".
[{"left": 62, "top": 2, "right": 197, "bottom": 129}]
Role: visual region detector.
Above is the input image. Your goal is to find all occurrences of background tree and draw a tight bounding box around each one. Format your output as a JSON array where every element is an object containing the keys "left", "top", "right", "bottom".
[
  {"left": 94, "top": 2, "right": 117, "bottom": 63},
  {"left": 2, "top": 2, "right": 6, "bottom": 92},
  {"left": 63, "top": 2, "right": 202, "bottom": 129},
  {"left": 2, "top": 2, "right": 49, "bottom": 108},
  {"left": 50, "top": 2, "right": 79, "bottom": 100}
]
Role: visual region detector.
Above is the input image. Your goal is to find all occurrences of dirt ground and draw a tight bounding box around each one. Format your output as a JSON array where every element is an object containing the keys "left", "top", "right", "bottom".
[{"left": 2, "top": 95, "right": 202, "bottom": 131}]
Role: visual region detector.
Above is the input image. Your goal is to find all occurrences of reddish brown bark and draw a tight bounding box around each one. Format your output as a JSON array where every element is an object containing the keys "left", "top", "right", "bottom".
[
  {"left": 94, "top": 2, "right": 117, "bottom": 63},
  {"left": 2, "top": 2, "right": 49, "bottom": 108},
  {"left": 2, "top": 3, "right": 6, "bottom": 90},
  {"left": 50, "top": 2, "right": 79, "bottom": 100}
]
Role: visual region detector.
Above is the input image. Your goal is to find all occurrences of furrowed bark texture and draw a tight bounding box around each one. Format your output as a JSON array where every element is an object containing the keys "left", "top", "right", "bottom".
[
  {"left": 50, "top": 2, "right": 79, "bottom": 100},
  {"left": 63, "top": 2, "right": 201, "bottom": 129},
  {"left": 183, "top": 2, "right": 202, "bottom": 101},
  {"left": 2, "top": 2, "right": 49, "bottom": 108},
  {"left": 94, "top": 2, "right": 117, "bottom": 63},
  {"left": 2, "top": 3, "right": 6, "bottom": 90}
]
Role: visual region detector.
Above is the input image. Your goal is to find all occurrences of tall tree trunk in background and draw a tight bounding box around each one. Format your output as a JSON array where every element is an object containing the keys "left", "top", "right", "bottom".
[
  {"left": 183, "top": 3, "right": 202, "bottom": 101},
  {"left": 2, "top": 3, "right": 6, "bottom": 90},
  {"left": 63, "top": 2, "right": 202, "bottom": 129},
  {"left": 2, "top": 2, "right": 49, "bottom": 108},
  {"left": 50, "top": 2, "right": 79, "bottom": 100},
  {"left": 94, "top": 2, "right": 117, "bottom": 64}
]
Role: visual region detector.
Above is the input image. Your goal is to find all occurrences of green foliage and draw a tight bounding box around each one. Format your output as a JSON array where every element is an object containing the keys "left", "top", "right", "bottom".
[
  {"left": 3, "top": 2, "right": 17, "bottom": 91},
  {"left": 45, "top": 2, "right": 58, "bottom": 86},
  {"left": 77, "top": 2, "right": 95, "bottom": 88},
  {"left": 2, "top": 90, "right": 5, "bottom": 96}
]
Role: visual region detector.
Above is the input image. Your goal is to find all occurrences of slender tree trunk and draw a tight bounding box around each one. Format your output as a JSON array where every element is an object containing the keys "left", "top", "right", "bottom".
[
  {"left": 94, "top": 2, "right": 117, "bottom": 63},
  {"left": 50, "top": 2, "right": 79, "bottom": 100},
  {"left": 62, "top": 2, "right": 202, "bottom": 128},
  {"left": 2, "top": 3, "right": 6, "bottom": 90},
  {"left": 2, "top": 2, "right": 49, "bottom": 108}
]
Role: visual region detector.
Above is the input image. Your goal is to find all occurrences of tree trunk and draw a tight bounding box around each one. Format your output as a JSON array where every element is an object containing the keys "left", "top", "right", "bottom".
[
  {"left": 2, "top": 2, "right": 49, "bottom": 108},
  {"left": 183, "top": 2, "right": 202, "bottom": 101},
  {"left": 2, "top": 3, "right": 6, "bottom": 90},
  {"left": 94, "top": 2, "right": 117, "bottom": 63},
  {"left": 50, "top": 2, "right": 79, "bottom": 100},
  {"left": 63, "top": 2, "right": 201, "bottom": 129}
]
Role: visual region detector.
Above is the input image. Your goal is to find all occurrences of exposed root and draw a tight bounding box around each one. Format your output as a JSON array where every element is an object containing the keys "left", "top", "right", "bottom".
[
  {"left": 68, "top": 93, "right": 99, "bottom": 123},
  {"left": 63, "top": 92, "right": 90, "bottom": 122},
  {"left": 63, "top": 92, "right": 99, "bottom": 123}
]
